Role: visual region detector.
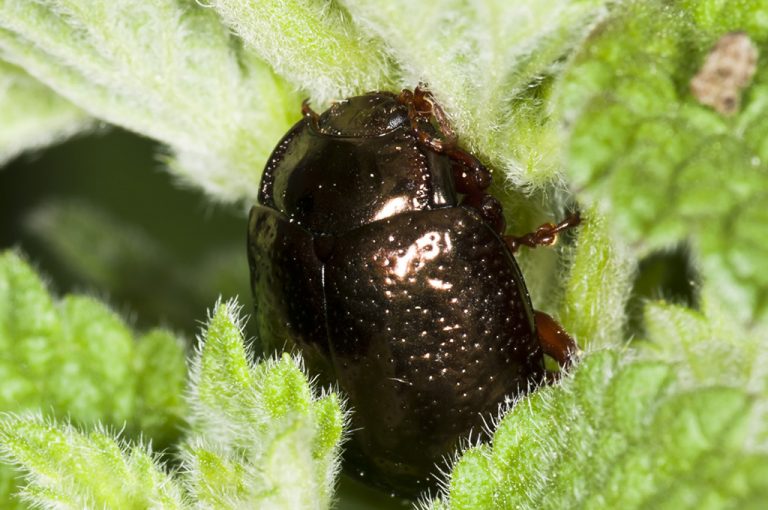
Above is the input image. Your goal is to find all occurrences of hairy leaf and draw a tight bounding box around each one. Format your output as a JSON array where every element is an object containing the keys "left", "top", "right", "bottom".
[
  {"left": 0, "top": 416, "right": 186, "bottom": 509},
  {"left": 183, "top": 299, "right": 346, "bottom": 509},
  {"left": 210, "top": 0, "right": 397, "bottom": 104},
  {"left": 642, "top": 298, "right": 768, "bottom": 404},
  {"left": 0, "top": 60, "right": 90, "bottom": 165},
  {"left": 558, "top": 209, "right": 633, "bottom": 350},
  {"left": 343, "top": 0, "right": 616, "bottom": 186},
  {"left": 0, "top": 250, "right": 187, "bottom": 438},
  {"left": 555, "top": 0, "right": 768, "bottom": 325},
  {"left": 426, "top": 351, "right": 768, "bottom": 509},
  {"left": 0, "top": 299, "right": 346, "bottom": 509},
  {"left": 0, "top": 250, "right": 187, "bottom": 508},
  {"left": 0, "top": 0, "right": 300, "bottom": 203}
]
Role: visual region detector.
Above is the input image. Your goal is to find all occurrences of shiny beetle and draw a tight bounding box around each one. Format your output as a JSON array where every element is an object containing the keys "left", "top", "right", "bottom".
[{"left": 247, "top": 87, "right": 579, "bottom": 497}]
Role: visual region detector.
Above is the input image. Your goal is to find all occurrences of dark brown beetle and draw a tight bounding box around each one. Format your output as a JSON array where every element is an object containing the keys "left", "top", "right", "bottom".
[{"left": 247, "top": 87, "right": 579, "bottom": 497}]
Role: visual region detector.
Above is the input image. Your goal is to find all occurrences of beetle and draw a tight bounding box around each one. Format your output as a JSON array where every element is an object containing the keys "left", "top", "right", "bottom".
[{"left": 247, "top": 87, "right": 580, "bottom": 497}]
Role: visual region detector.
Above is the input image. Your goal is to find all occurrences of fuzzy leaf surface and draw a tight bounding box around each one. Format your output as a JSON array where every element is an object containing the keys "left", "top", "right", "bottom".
[
  {"left": 183, "top": 299, "right": 346, "bottom": 510},
  {"left": 342, "top": 0, "right": 615, "bottom": 186},
  {"left": 0, "top": 298, "right": 346, "bottom": 510},
  {"left": 557, "top": 209, "right": 632, "bottom": 350},
  {"left": 0, "top": 0, "right": 621, "bottom": 201},
  {"left": 0, "top": 416, "right": 186, "bottom": 509},
  {"left": 0, "top": 60, "right": 90, "bottom": 165},
  {"left": 210, "top": 0, "right": 397, "bottom": 104},
  {"left": 426, "top": 351, "right": 768, "bottom": 510},
  {"left": 0, "top": 250, "right": 187, "bottom": 508},
  {"left": 0, "top": 0, "right": 300, "bottom": 203},
  {"left": 556, "top": 0, "right": 768, "bottom": 325}
]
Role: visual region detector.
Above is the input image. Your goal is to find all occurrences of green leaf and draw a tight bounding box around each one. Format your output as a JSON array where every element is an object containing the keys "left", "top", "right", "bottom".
[
  {"left": 3, "top": 1, "right": 768, "bottom": 507},
  {"left": 0, "top": 416, "right": 186, "bottom": 509},
  {"left": 0, "top": 250, "right": 187, "bottom": 508},
  {"left": 426, "top": 352, "right": 768, "bottom": 509},
  {"left": 0, "top": 250, "right": 187, "bottom": 438},
  {"left": 133, "top": 329, "right": 188, "bottom": 447},
  {"left": 183, "top": 299, "right": 346, "bottom": 509},
  {"left": 210, "top": 0, "right": 397, "bottom": 104},
  {"left": 558, "top": 209, "right": 633, "bottom": 350},
  {"left": 444, "top": 445, "right": 495, "bottom": 510},
  {"left": 555, "top": 0, "right": 768, "bottom": 325},
  {"left": 0, "top": 0, "right": 300, "bottom": 203},
  {"left": 0, "top": 0, "right": 619, "bottom": 203},
  {"left": 0, "top": 298, "right": 347, "bottom": 509},
  {"left": 0, "top": 60, "right": 90, "bottom": 165},
  {"left": 642, "top": 299, "right": 766, "bottom": 396}
]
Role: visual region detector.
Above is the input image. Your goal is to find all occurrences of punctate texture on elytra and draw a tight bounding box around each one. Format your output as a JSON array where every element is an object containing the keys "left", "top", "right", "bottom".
[{"left": 248, "top": 92, "right": 546, "bottom": 496}]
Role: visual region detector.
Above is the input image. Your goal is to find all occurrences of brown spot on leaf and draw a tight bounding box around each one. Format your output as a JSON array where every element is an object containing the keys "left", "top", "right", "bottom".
[{"left": 690, "top": 32, "right": 758, "bottom": 116}]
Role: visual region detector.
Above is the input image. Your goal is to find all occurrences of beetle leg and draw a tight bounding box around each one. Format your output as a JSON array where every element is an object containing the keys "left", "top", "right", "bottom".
[
  {"left": 301, "top": 98, "right": 317, "bottom": 118},
  {"left": 399, "top": 88, "right": 440, "bottom": 147},
  {"left": 399, "top": 85, "right": 509, "bottom": 235},
  {"left": 414, "top": 127, "right": 447, "bottom": 152},
  {"left": 461, "top": 192, "right": 506, "bottom": 234},
  {"left": 398, "top": 86, "right": 454, "bottom": 149},
  {"left": 414, "top": 85, "right": 457, "bottom": 144},
  {"left": 504, "top": 211, "right": 581, "bottom": 253},
  {"left": 535, "top": 311, "right": 580, "bottom": 370},
  {"left": 398, "top": 86, "right": 493, "bottom": 196},
  {"left": 447, "top": 149, "right": 492, "bottom": 191}
]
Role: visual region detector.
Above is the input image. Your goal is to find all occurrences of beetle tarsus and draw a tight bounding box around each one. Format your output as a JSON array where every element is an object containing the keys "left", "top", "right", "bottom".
[{"left": 504, "top": 211, "right": 582, "bottom": 253}]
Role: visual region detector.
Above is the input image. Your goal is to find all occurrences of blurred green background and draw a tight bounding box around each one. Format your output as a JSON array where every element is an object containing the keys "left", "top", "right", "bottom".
[{"left": 0, "top": 129, "right": 250, "bottom": 337}]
